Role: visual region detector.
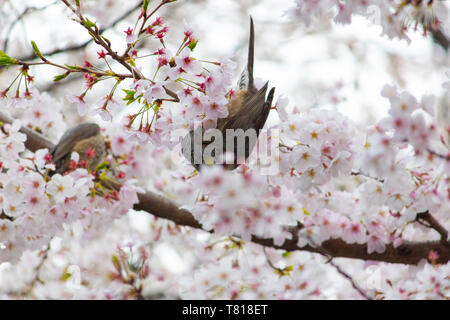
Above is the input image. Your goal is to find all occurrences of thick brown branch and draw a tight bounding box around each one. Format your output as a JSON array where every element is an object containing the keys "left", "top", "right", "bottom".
[
  {"left": 431, "top": 28, "right": 450, "bottom": 51},
  {"left": 417, "top": 211, "right": 449, "bottom": 246},
  {"left": 2, "top": 112, "right": 449, "bottom": 265},
  {"left": 0, "top": 112, "right": 54, "bottom": 152}
]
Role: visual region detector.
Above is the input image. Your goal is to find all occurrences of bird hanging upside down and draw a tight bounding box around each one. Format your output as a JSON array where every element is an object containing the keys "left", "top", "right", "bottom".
[
  {"left": 182, "top": 17, "right": 275, "bottom": 171},
  {"left": 51, "top": 123, "right": 105, "bottom": 174}
]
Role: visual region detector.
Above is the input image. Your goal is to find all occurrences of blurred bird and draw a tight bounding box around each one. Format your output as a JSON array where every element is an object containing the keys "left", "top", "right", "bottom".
[
  {"left": 51, "top": 123, "right": 105, "bottom": 174},
  {"left": 182, "top": 17, "right": 275, "bottom": 170}
]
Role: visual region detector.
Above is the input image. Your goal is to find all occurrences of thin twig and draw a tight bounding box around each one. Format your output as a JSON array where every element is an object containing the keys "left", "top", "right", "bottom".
[
  {"left": 121, "top": 1, "right": 167, "bottom": 59},
  {"left": 328, "top": 259, "right": 373, "bottom": 300},
  {"left": 351, "top": 171, "right": 385, "bottom": 183},
  {"left": 427, "top": 149, "right": 450, "bottom": 161},
  {"left": 21, "top": 243, "right": 52, "bottom": 296},
  {"left": 3, "top": 1, "right": 59, "bottom": 52},
  {"left": 57, "top": 0, "right": 179, "bottom": 101},
  {"left": 1, "top": 1, "right": 144, "bottom": 71}
]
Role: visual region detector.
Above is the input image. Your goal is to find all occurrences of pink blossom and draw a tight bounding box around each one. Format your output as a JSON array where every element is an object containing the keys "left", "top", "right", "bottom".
[
  {"left": 46, "top": 174, "right": 76, "bottom": 203},
  {"left": 25, "top": 192, "right": 49, "bottom": 214},
  {"left": 342, "top": 222, "right": 367, "bottom": 244},
  {"left": 4, "top": 179, "right": 25, "bottom": 206},
  {"left": 131, "top": 79, "right": 151, "bottom": 96},
  {"left": 175, "top": 48, "right": 203, "bottom": 75},
  {"left": 203, "top": 101, "right": 228, "bottom": 120},
  {"left": 124, "top": 27, "right": 138, "bottom": 44},
  {"left": 289, "top": 145, "right": 321, "bottom": 172},
  {"left": 143, "top": 82, "right": 168, "bottom": 101},
  {"left": 67, "top": 94, "right": 87, "bottom": 116},
  {"left": 367, "top": 234, "right": 387, "bottom": 254}
]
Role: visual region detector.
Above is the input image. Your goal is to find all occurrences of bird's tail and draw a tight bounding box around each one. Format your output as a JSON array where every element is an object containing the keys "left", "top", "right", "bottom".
[{"left": 247, "top": 16, "right": 255, "bottom": 93}]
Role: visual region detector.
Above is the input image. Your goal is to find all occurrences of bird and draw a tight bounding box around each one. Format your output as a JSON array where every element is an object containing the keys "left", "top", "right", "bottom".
[
  {"left": 51, "top": 123, "right": 105, "bottom": 174},
  {"left": 182, "top": 17, "right": 275, "bottom": 171}
]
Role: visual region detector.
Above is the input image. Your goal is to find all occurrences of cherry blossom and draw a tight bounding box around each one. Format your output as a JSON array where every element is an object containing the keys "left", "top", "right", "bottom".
[{"left": 174, "top": 48, "right": 203, "bottom": 75}]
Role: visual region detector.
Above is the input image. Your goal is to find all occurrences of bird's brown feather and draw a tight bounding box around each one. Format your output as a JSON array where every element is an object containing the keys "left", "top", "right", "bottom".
[
  {"left": 52, "top": 123, "right": 100, "bottom": 163},
  {"left": 51, "top": 123, "right": 104, "bottom": 174},
  {"left": 217, "top": 89, "right": 249, "bottom": 131},
  {"left": 181, "top": 17, "right": 275, "bottom": 171}
]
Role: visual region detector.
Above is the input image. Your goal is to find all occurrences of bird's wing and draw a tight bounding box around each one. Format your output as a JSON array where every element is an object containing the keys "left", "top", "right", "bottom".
[
  {"left": 222, "top": 82, "right": 272, "bottom": 133},
  {"left": 221, "top": 85, "right": 275, "bottom": 164},
  {"left": 238, "top": 68, "right": 249, "bottom": 91},
  {"left": 51, "top": 123, "right": 100, "bottom": 163}
]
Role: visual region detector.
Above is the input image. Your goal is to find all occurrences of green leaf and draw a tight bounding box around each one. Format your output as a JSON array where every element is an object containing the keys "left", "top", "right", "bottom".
[
  {"left": 0, "top": 50, "right": 18, "bottom": 66},
  {"left": 53, "top": 72, "right": 69, "bottom": 82},
  {"left": 83, "top": 18, "right": 97, "bottom": 28},
  {"left": 112, "top": 255, "right": 121, "bottom": 272},
  {"left": 60, "top": 271, "right": 72, "bottom": 281},
  {"left": 302, "top": 207, "right": 310, "bottom": 216},
  {"left": 122, "top": 89, "right": 137, "bottom": 105},
  {"left": 122, "top": 89, "right": 135, "bottom": 98},
  {"left": 143, "top": 0, "right": 150, "bottom": 11},
  {"left": 75, "top": 0, "right": 81, "bottom": 7},
  {"left": 64, "top": 64, "right": 82, "bottom": 71},
  {"left": 187, "top": 38, "right": 199, "bottom": 51},
  {"left": 30, "top": 41, "right": 42, "bottom": 59},
  {"left": 95, "top": 161, "right": 109, "bottom": 171}
]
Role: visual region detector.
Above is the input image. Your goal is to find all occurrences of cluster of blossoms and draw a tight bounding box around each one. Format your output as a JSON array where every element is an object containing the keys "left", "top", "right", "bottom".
[
  {"left": 276, "top": 100, "right": 359, "bottom": 191},
  {"left": 180, "top": 246, "right": 450, "bottom": 299},
  {"left": 122, "top": 49, "right": 234, "bottom": 147},
  {"left": 377, "top": 260, "right": 450, "bottom": 299},
  {"left": 0, "top": 214, "right": 186, "bottom": 299},
  {"left": 65, "top": 16, "right": 234, "bottom": 149},
  {"left": 271, "top": 106, "right": 378, "bottom": 249},
  {"left": 174, "top": 84, "right": 448, "bottom": 257},
  {"left": 187, "top": 166, "right": 300, "bottom": 245},
  {"left": 378, "top": 85, "right": 444, "bottom": 158},
  {"left": 179, "top": 244, "right": 327, "bottom": 299},
  {"left": 286, "top": 0, "right": 449, "bottom": 42},
  {"left": 3, "top": 89, "right": 66, "bottom": 141},
  {"left": 356, "top": 85, "right": 449, "bottom": 240},
  {"left": 124, "top": 16, "right": 169, "bottom": 45},
  {"left": 0, "top": 112, "right": 170, "bottom": 263}
]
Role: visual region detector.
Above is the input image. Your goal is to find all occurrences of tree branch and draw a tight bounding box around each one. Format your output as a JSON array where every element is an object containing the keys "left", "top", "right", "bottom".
[
  {"left": 0, "top": 112, "right": 54, "bottom": 151},
  {"left": 1, "top": 1, "right": 144, "bottom": 72},
  {"left": 3, "top": 1, "right": 59, "bottom": 53},
  {"left": 417, "top": 211, "right": 449, "bottom": 246},
  {"left": 431, "top": 27, "right": 450, "bottom": 51},
  {"left": 327, "top": 259, "right": 372, "bottom": 300},
  {"left": 1, "top": 111, "right": 449, "bottom": 266}
]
